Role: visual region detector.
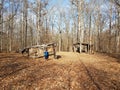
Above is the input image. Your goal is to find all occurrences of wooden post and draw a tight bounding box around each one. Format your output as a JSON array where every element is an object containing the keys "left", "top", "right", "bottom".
[{"left": 53, "top": 44, "right": 56, "bottom": 58}]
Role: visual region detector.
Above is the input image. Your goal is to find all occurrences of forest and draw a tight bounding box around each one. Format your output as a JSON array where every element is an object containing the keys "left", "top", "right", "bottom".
[
  {"left": 0, "top": 0, "right": 120, "bottom": 90},
  {"left": 0, "top": 0, "right": 119, "bottom": 53}
]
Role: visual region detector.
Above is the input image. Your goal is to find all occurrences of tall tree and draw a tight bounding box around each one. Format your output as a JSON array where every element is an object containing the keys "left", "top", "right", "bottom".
[
  {"left": 24, "top": 0, "right": 28, "bottom": 47},
  {"left": 0, "top": 0, "right": 4, "bottom": 52},
  {"left": 71, "top": 0, "right": 85, "bottom": 53}
]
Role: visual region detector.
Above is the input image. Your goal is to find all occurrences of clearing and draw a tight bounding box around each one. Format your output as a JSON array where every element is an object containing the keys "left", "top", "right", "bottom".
[{"left": 0, "top": 52, "right": 120, "bottom": 90}]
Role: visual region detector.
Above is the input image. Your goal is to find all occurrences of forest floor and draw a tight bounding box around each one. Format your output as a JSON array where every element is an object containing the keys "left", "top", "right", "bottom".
[{"left": 0, "top": 52, "right": 120, "bottom": 90}]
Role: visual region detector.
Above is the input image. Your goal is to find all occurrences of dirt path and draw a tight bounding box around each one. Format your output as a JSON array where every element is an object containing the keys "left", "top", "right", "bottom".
[{"left": 0, "top": 52, "right": 120, "bottom": 90}]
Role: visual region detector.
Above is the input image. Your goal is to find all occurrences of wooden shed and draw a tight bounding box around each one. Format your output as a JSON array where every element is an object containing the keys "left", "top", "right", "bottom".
[
  {"left": 73, "top": 42, "right": 93, "bottom": 53},
  {"left": 22, "top": 43, "right": 57, "bottom": 58}
]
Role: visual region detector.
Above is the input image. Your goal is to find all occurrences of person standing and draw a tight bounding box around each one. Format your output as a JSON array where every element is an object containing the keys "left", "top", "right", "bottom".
[{"left": 44, "top": 48, "right": 49, "bottom": 60}]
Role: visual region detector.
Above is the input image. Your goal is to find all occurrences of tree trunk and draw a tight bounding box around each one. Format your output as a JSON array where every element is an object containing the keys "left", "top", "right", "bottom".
[
  {"left": 89, "top": 15, "right": 92, "bottom": 54},
  {"left": 0, "top": 0, "right": 3, "bottom": 52},
  {"left": 108, "top": 13, "right": 112, "bottom": 53},
  {"left": 24, "top": 0, "right": 28, "bottom": 47}
]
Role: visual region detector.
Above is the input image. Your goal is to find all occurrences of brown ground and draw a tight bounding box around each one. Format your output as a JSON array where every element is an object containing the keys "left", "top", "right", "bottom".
[{"left": 0, "top": 52, "right": 120, "bottom": 90}]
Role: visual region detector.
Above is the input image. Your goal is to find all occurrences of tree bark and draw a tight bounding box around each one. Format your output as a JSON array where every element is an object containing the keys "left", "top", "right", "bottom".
[{"left": 0, "top": 0, "right": 3, "bottom": 52}]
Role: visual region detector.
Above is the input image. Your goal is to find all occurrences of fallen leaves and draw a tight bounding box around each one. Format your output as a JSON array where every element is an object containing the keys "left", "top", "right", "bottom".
[{"left": 0, "top": 52, "right": 120, "bottom": 90}]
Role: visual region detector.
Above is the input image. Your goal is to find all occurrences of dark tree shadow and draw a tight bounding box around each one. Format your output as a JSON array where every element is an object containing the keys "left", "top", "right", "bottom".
[{"left": 54, "top": 55, "right": 61, "bottom": 59}]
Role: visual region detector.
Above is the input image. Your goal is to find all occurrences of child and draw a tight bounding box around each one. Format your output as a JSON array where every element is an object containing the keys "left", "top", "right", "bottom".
[{"left": 44, "top": 48, "right": 49, "bottom": 60}]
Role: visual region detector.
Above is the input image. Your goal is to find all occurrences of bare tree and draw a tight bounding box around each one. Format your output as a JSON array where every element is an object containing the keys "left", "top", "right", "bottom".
[
  {"left": 71, "top": 0, "right": 85, "bottom": 53},
  {"left": 0, "top": 0, "right": 4, "bottom": 52}
]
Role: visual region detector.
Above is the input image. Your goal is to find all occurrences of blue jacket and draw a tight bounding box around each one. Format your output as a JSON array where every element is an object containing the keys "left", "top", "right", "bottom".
[{"left": 44, "top": 51, "right": 49, "bottom": 57}]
